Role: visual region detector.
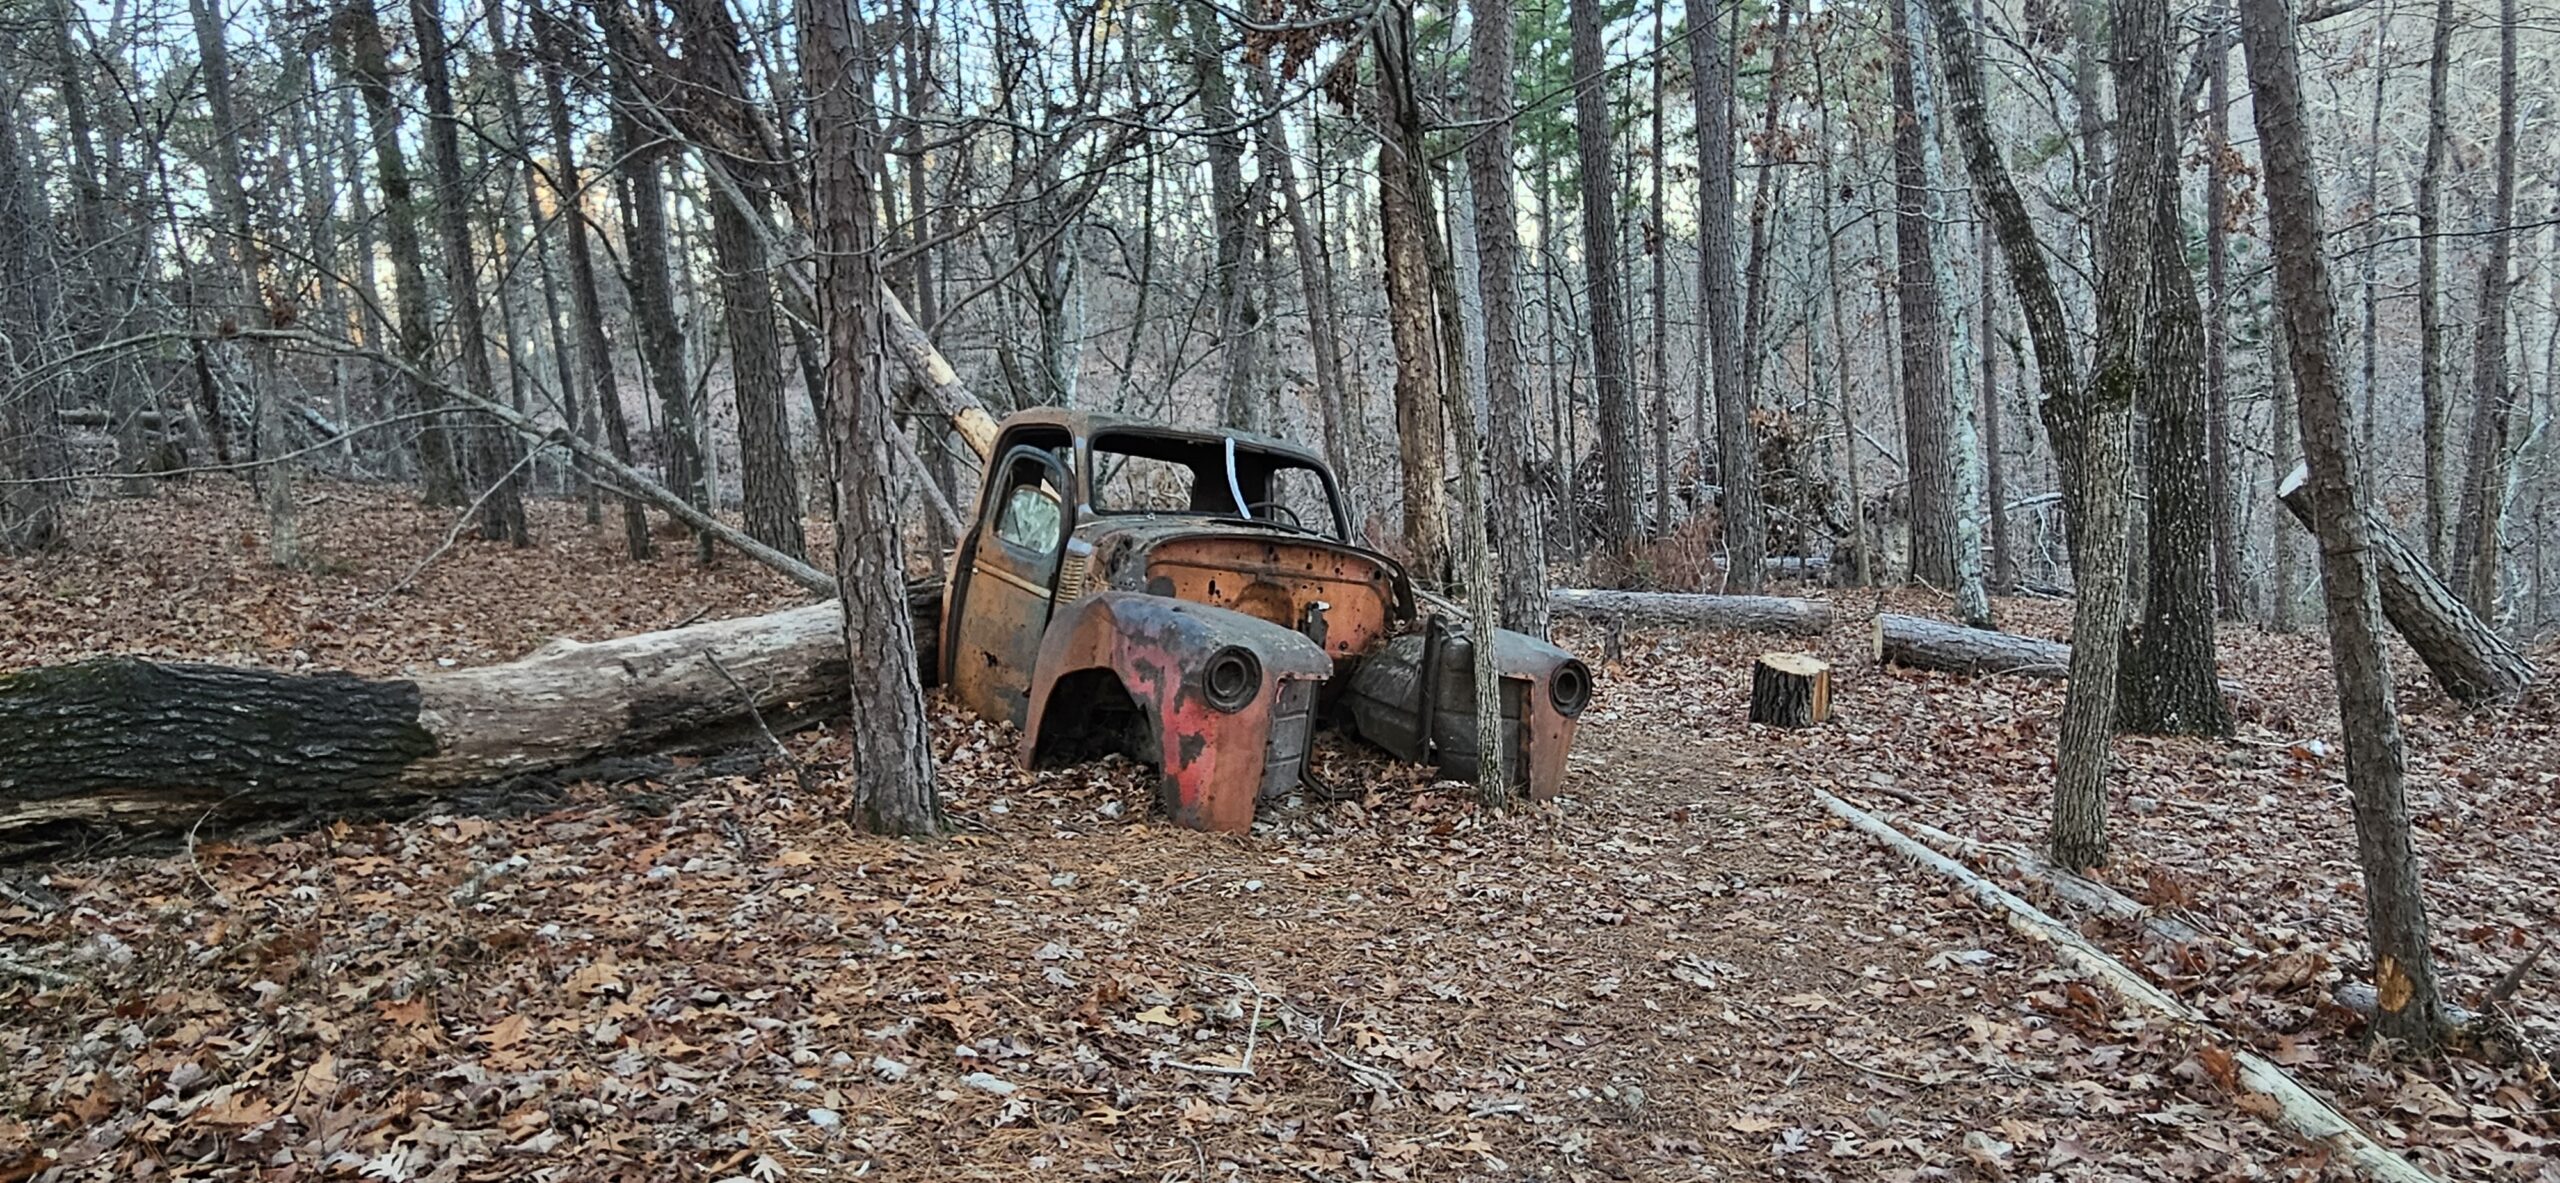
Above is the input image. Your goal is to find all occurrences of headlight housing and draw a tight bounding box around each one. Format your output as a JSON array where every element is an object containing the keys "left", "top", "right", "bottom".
[
  {"left": 1202, "top": 646, "right": 1261, "bottom": 712},
  {"left": 1549, "top": 659, "right": 1592, "bottom": 718}
]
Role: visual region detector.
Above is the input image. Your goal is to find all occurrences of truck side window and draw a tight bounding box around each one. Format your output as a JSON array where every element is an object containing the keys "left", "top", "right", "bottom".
[{"left": 996, "top": 483, "right": 1063, "bottom": 553}]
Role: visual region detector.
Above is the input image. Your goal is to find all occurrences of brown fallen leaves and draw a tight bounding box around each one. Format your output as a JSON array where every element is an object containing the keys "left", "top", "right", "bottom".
[{"left": 2, "top": 489, "right": 2552, "bottom": 1181}]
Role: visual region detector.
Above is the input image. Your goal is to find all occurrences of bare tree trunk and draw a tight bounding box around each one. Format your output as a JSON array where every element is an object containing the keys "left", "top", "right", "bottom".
[
  {"left": 1466, "top": 0, "right": 1549, "bottom": 635},
  {"left": 2449, "top": 0, "right": 2520, "bottom": 620},
  {"left": 1374, "top": 3, "right": 1450, "bottom": 582},
  {"left": 1815, "top": 43, "right": 1870, "bottom": 590},
  {"left": 534, "top": 11, "right": 653, "bottom": 560},
  {"left": 805, "top": 0, "right": 939, "bottom": 837},
  {"left": 1980, "top": 222, "right": 2011, "bottom": 591},
  {"left": 337, "top": 0, "right": 465, "bottom": 506},
  {"left": 1690, "top": 0, "right": 1766, "bottom": 588},
  {"left": 1903, "top": 0, "right": 1990, "bottom": 626},
  {"left": 412, "top": 0, "right": 528, "bottom": 545},
  {"left": 1889, "top": 0, "right": 1959, "bottom": 594},
  {"left": 2416, "top": 0, "right": 2454, "bottom": 571},
  {"left": 2240, "top": 0, "right": 2451, "bottom": 1053},
  {"left": 2204, "top": 11, "right": 2242, "bottom": 618},
  {"left": 1192, "top": 1, "right": 1262, "bottom": 433},
  {"left": 0, "top": 63, "right": 67, "bottom": 553},
  {"left": 1570, "top": 0, "right": 1641, "bottom": 548},
  {"left": 610, "top": 68, "right": 709, "bottom": 561},
  {"left": 1255, "top": 72, "right": 1355, "bottom": 492},
  {"left": 189, "top": 0, "right": 300, "bottom": 566},
  {"left": 2119, "top": 178, "right": 2231, "bottom": 738},
  {"left": 2271, "top": 314, "right": 2298, "bottom": 631},
  {"left": 1737, "top": 0, "right": 1795, "bottom": 411},
  {"left": 677, "top": 0, "right": 805, "bottom": 561},
  {"left": 1646, "top": 0, "right": 1671, "bottom": 540},
  {"left": 2050, "top": 0, "right": 2172, "bottom": 871}
]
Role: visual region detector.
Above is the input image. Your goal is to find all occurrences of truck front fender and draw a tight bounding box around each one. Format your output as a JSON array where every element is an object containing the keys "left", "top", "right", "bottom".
[{"left": 1022, "top": 592, "right": 1330, "bottom": 832}]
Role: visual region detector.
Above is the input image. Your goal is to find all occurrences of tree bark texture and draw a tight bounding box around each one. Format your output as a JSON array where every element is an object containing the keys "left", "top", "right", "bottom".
[
  {"left": 2449, "top": 0, "right": 2520, "bottom": 620},
  {"left": 1749, "top": 654, "right": 1831, "bottom": 727},
  {"left": 2271, "top": 315, "right": 2298, "bottom": 631},
  {"left": 411, "top": 0, "right": 528, "bottom": 545},
  {"left": 1254, "top": 68, "right": 1356, "bottom": 496},
  {"left": 1373, "top": 4, "right": 1451, "bottom": 583},
  {"left": 806, "top": 0, "right": 942, "bottom": 837},
  {"left": 1690, "top": 0, "right": 1767, "bottom": 588},
  {"left": 608, "top": 18, "right": 711, "bottom": 559},
  {"left": 1466, "top": 0, "right": 1550, "bottom": 636},
  {"left": 335, "top": 0, "right": 463, "bottom": 506},
  {"left": 2203, "top": 14, "right": 2242, "bottom": 619},
  {"left": 2118, "top": 181, "right": 2231, "bottom": 737},
  {"left": 0, "top": 591, "right": 935, "bottom": 861},
  {"left": 1903, "top": 0, "right": 1991, "bottom": 627},
  {"left": 2277, "top": 465, "right": 2536, "bottom": 704},
  {"left": 1889, "top": 0, "right": 1959, "bottom": 594},
  {"left": 1874, "top": 613, "right": 2071, "bottom": 678},
  {"left": 679, "top": 0, "right": 806, "bottom": 562},
  {"left": 2415, "top": 0, "right": 2453, "bottom": 573},
  {"left": 1191, "top": 1, "right": 1263, "bottom": 433},
  {"left": 1571, "top": 0, "right": 1642, "bottom": 547},
  {"left": 2241, "top": 0, "right": 2450, "bottom": 1052},
  {"left": 2043, "top": 0, "right": 2172, "bottom": 872}
]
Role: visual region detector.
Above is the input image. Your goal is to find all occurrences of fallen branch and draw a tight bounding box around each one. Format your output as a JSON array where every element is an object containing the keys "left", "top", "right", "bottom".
[
  {"left": 1887, "top": 812, "right": 2216, "bottom": 951},
  {"left": 1814, "top": 788, "right": 2441, "bottom": 1183}
]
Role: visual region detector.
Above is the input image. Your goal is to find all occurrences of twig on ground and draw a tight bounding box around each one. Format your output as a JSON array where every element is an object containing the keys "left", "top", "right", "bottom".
[
  {"left": 1824, "top": 1045, "right": 1928, "bottom": 1086},
  {"left": 706, "top": 651, "right": 811, "bottom": 795},
  {"left": 0, "top": 953, "right": 79, "bottom": 988},
  {"left": 1166, "top": 983, "right": 1266, "bottom": 1077}
]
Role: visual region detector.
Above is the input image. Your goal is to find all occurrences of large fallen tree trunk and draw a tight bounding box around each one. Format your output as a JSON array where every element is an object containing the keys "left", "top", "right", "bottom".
[
  {"left": 0, "top": 585, "right": 943, "bottom": 860},
  {"left": 1873, "top": 613, "right": 2072, "bottom": 678},
  {"left": 1546, "top": 589, "right": 1832, "bottom": 635},
  {"left": 2277, "top": 462, "right": 2535, "bottom": 704}
]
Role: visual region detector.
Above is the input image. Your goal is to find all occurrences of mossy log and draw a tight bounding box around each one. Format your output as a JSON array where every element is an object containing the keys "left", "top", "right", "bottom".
[{"left": 0, "top": 585, "right": 943, "bottom": 860}]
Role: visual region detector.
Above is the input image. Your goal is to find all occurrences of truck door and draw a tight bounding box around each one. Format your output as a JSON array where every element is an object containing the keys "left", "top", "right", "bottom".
[{"left": 948, "top": 445, "right": 1074, "bottom": 728}]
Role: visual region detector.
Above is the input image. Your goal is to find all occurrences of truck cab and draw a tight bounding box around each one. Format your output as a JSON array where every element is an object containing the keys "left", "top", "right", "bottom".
[{"left": 938, "top": 409, "right": 1589, "bottom": 831}]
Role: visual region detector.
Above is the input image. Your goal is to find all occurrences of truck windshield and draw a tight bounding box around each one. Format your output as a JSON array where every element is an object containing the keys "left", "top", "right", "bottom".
[{"left": 1089, "top": 431, "right": 1344, "bottom": 539}]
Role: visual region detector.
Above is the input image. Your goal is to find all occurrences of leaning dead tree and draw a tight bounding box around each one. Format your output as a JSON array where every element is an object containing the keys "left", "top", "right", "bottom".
[{"left": 2278, "top": 463, "right": 2535, "bottom": 704}]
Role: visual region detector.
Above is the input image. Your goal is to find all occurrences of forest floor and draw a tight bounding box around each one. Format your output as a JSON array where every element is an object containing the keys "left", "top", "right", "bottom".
[{"left": 3, "top": 483, "right": 2557, "bottom": 1183}]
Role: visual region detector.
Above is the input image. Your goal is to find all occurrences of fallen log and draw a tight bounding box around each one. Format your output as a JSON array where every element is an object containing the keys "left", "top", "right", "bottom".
[
  {"left": 1873, "top": 613, "right": 2071, "bottom": 678},
  {"left": 1546, "top": 589, "right": 1832, "bottom": 635},
  {"left": 0, "top": 584, "right": 944, "bottom": 860},
  {"left": 2277, "top": 462, "right": 2535, "bottom": 704},
  {"left": 1814, "top": 789, "right": 2441, "bottom": 1183}
]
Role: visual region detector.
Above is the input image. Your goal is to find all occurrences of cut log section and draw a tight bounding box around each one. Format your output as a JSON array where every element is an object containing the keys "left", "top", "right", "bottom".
[
  {"left": 1874, "top": 613, "right": 2071, "bottom": 678},
  {"left": 1547, "top": 589, "right": 1832, "bottom": 636},
  {"left": 0, "top": 584, "right": 943, "bottom": 860},
  {"left": 1749, "top": 653, "right": 1831, "bottom": 727},
  {"left": 2278, "top": 461, "right": 2535, "bottom": 704}
]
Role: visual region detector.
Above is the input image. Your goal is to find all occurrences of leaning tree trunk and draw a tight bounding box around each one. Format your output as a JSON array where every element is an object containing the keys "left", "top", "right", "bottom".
[
  {"left": 2242, "top": 0, "right": 2451, "bottom": 1054},
  {"left": 339, "top": 0, "right": 463, "bottom": 506},
  {"left": 2278, "top": 463, "right": 2535, "bottom": 704}
]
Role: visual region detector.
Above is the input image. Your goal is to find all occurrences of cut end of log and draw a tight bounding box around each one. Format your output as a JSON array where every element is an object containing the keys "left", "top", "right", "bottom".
[{"left": 1750, "top": 653, "right": 1831, "bottom": 727}]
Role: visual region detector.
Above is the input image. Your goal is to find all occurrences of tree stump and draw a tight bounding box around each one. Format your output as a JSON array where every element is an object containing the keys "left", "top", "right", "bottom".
[{"left": 1749, "top": 653, "right": 1831, "bottom": 727}]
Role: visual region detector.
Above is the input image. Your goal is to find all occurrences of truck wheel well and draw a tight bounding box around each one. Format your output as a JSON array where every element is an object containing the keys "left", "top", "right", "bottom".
[{"left": 1030, "top": 668, "right": 1155, "bottom": 769}]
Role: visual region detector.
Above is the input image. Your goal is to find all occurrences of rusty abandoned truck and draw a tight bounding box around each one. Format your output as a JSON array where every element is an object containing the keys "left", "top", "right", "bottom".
[{"left": 932, "top": 408, "right": 1592, "bottom": 832}]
